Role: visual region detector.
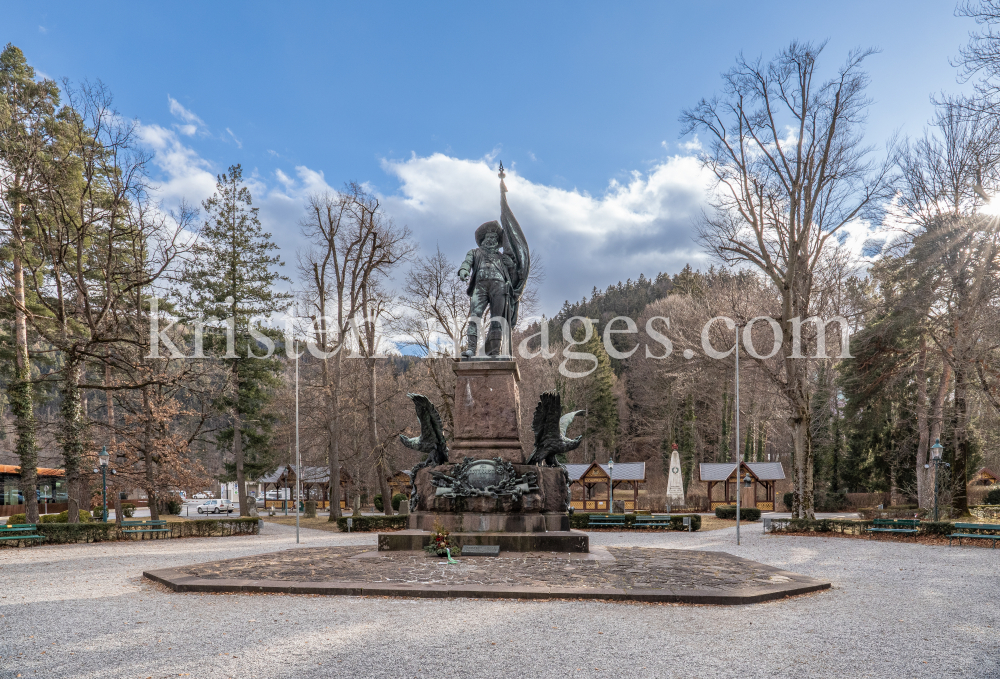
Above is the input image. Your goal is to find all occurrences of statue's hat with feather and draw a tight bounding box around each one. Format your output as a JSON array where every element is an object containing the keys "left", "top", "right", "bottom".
[{"left": 475, "top": 220, "right": 503, "bottom": 246}]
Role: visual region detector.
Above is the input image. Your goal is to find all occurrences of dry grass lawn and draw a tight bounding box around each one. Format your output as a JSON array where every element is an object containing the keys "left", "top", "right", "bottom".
[{"left": 261, "top": 516, "right": 342, "bottom": 532}]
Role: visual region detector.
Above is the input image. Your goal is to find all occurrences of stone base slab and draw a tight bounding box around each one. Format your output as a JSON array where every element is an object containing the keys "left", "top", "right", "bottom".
[
  {"left": 144, "top": 545, "right": 831, "bottom": 605},
  {"left": 378, "top": 529, "right": 589, "bottom": 553},
  {"left": 407, "top": 511, "right": 569, "bottom": 533}
]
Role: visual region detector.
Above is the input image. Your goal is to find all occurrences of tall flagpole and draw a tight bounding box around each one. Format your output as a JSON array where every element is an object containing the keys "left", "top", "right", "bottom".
[{"left": 295, "top": 337, "right": 301, "bottom": 544}]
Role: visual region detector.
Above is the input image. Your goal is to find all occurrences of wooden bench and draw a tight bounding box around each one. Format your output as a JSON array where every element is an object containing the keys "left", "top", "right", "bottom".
[
  {"left": 0, "top": 524, "right": 46, "bottom": 543},
  {"left": 121, "top": 520, "right": 170, "bottom": 538},
  {"left": 866, "top": 518, "right": 919, "bottom": 540},
  {"left": 949, "top": 523, "right": 1000, "bottom": 548},
  {"left": 587, "top": 515, "right": 627, "bottom": 529},
  {"left": 633, "top": 515, "right": 673, "bottom": 529}
]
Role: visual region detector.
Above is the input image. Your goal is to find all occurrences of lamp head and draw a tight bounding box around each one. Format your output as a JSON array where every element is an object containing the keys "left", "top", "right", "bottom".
[
  {"left": 98, "top": 446, "right": 109, "bottom": 467},
  {"left": 931, "top": 438, "right": 943, "bottom": 461}
]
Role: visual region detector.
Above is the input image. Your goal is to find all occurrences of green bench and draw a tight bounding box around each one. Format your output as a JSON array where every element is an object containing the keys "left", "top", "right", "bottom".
[
  {"left": 866, "top": 518, "right": 919, "bottom": 540},
  {"left": 0, "top": 524, "right": 46, "bottom": 543},
  {"left": 587, "top": 515, "right": 627, "bottom": 529},
  {"left": 121, "top": 520, "right": 170, "bottom": 538},
  {"left": 949, "top": 523, "right": 1000, "bottom": 548},
  {"left": 633, "top": 515, "right": 673, "bottom": 529}
]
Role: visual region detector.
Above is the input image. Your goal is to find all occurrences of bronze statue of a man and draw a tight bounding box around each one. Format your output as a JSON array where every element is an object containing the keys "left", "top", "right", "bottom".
[{"left": 458, "top": 163, "right": 530, "bottom": 358}]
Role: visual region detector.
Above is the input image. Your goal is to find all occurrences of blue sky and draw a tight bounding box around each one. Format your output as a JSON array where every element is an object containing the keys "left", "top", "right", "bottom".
[{"left": 7, "top": 2, "right": 977, "bottom": 314}]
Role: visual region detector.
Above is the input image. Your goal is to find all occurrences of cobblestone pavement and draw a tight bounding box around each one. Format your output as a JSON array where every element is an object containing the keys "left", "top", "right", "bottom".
[
  {"left": 181, "top": 546, "right": 783, "bottom": 591},
  {"left": 3, "top": 521, "right": 999, "bottom": 679}
]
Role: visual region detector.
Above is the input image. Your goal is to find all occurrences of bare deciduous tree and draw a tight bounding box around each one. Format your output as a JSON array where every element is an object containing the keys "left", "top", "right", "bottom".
[{"left": 681, "top": 41, "right": 896, "bottom": 518}]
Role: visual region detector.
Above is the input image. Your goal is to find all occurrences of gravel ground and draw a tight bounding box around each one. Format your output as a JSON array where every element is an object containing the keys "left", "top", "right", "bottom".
[{"left": 1, "top": 521, "right": 998, "bottom": 679}]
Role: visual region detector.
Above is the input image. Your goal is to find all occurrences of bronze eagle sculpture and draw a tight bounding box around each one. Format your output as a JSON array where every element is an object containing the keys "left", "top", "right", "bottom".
[
  {"left": 526, "top": 391, "right": 584, "bottom": 467},
  {"left": 399, "top": 393, "right": 449, "bottom": 467}
]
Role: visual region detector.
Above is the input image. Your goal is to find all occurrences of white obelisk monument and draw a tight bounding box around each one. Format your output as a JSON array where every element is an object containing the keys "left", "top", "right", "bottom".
[{"left": 666, "top": 443, "right": 685, "bottom": 508}]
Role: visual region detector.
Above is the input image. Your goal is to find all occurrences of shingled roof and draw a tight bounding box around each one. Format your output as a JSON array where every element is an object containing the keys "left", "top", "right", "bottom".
[
  {"left": 565, "top": 462, "right": 646, "bottom": 482},
  {"left": 699, "top": 461, "right": 785, "bottom": 482}
]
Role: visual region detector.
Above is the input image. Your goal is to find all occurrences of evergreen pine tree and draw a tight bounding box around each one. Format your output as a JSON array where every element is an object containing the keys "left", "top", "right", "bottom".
[{"left": 183, "top": 164, "right": 291, "bottom": 516}]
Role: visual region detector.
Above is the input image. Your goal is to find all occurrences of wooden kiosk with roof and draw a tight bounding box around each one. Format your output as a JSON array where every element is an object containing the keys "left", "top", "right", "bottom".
[
  {"left": 257, "top": 464, "right": 352, "bottom": 510},
  {"left": 699, "top": 461, "right": 785, "bottom": 511},
  {"left": 565, "top": 462, "right": 646, "bottom": 512}
]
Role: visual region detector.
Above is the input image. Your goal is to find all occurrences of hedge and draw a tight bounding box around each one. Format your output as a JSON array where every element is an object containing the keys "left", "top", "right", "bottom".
[
  {"left": 768, "top": 517, "right": 959, "bottom": 537},
  {"left": 569, "top": 512, "right": 701, "bottom": 531},
  {"left": 714, "top": 506, "right": 761, "bottom": 521},
  {"left": 373, "top": 493, "right": 409, "bottom": 512},
  {"left": 336, "top": 514, "right": 408, "bottom": 532},
  {"left": 0, "top": 518, "right": 259, "bottom": 547}
]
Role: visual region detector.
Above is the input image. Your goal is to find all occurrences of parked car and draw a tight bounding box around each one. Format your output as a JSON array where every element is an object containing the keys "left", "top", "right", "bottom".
[
  {"left": 196, "top": 499, "right": 235, "bottom": 514},
  {"left": 192, "top": 493, "right": 208, "bottom": 499}
]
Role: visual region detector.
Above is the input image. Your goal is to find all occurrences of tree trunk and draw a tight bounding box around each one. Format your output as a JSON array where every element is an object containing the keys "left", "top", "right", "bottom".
[
  {"left": 889, "top": 464, "right": 899, "bottom": 507},
  {"left": 786, "top": 356, "right": 815, "bottom": 519},
  {"left": 914, "top": 339, "right": 930, "bottom": 508},
  {"left": 105, "top": 360, "right": 122, "bottom": 525},
  {"left": 142, "top": 386, "right": 160, "bottom": 522},
  {"left": 953, "top": 366, "right": 969, "bottom": 514},
  {"left": 368, "top": 357, "right": 394, "bottom": 516},
  {"left": 327, "top": 350, "right": 343, "bottom": 521},
  {"left": 11, "top": 203, "right": 39, "bottom": 524},
  {"left": 60, "top": 353, "right": 85, "bottom": 524},
  {"left": 234, "top": 413, "right": 248, "bottom": 517},
  {"left": 232, "top": 360, "right": 249, "bottom": 517}
]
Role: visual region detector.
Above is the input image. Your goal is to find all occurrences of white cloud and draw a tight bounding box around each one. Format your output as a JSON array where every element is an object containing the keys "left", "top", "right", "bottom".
[
  {"left": 38, "top": 25, "right": 47, "bottom": 34},
  {"left": 136, "top": 123, "right": 217, "bottom": 210},
  {"left": 135, "top": 94, "right": 716, "bottom": 315},
  {"left": 167, "top": 96, "right": 205, "bottom": 136},
  {"left": 226, "top": 127, "right": 243, "bottom": 149},
  {"left": 679, "top": 135, "right": 702, "bottom": 152},
  {"left": 380, "top": 152, "right": 713, "bottom": 311}
]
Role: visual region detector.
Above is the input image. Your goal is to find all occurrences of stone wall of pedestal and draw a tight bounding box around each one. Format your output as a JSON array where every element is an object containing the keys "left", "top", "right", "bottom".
[{"left": 450, "top": 360, "right": 524, "bottom": 463}]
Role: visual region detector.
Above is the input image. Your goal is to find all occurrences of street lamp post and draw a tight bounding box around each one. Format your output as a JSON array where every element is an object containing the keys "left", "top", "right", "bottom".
[
  {"left": 930, "top": 438, "right": 948, "bottom": 522},
  {"left": 608, "top": 458, "right": 614, "bottom": 514},
  {"left": 91, "top": 446, "right": 112, "bottom": 523}
]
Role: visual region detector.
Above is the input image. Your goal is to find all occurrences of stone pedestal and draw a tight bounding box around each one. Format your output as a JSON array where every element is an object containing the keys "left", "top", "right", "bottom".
[
  {"left": 380, "top": 359, "right": 582, "bottom": 553},
  {"left": 451, "top": 360, "right": 524, "bottom": 463}
]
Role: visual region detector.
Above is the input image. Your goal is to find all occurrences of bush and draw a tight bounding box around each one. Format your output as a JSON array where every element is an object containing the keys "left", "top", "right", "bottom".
[
  {"left": 769, "top": 517, "right": 959, "bottom": 538},
  {"left": 42, "top": 510, "right": 93, "bottom": 523},
  {"left": 160, "top": 496, "right": 183, "bottom": 515},
  {"left": 122, "top": 503, "right": 136, "bottom": 518},
  {"left": 335, "top": 514, "right": 407, "bottom": 532},
  {"left": 985, "top": 488, "right": 1000, "bottom": 505},
  {"left": 714, "top": 505, "right": 762, "bottom": 521},
  {"left": 0, "top": 517, "right": 259, "bottom": 547},
  {"left": 783, "top": 492, "right": 794, "bottom": 511},
  {"left": 373, "top": 494, "right": 383, "bottom": 512},
  {"left": 568, "top": 512, "right": 701, "bottom": 531},
  {"left": 8, "top": 509, "right": 92, "bottom": 525},
  {"left": 815, "top": 490, "right": 850, "bottom": 512},
  {"left": 391, "top": 493, "right": 407, "bottom": 511}
]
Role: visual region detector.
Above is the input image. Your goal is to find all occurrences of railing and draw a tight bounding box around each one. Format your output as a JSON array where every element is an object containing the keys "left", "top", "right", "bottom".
[{"left": 571, "top": 500, "right": 609, "bottom": 511}]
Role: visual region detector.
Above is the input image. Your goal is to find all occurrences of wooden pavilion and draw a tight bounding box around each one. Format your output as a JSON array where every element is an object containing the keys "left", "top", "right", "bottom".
[
  {"left": 970, "top": 467, "right": 999, "bottom": 487},
  {"left": 699, "top": 461, "right": 784, "bottom": 511},
  {"left": 565, "top": 462, "right": 646, "bottom": 512},
  {"left": 257, "top": 465, "right": 352, "bottom": 510}
]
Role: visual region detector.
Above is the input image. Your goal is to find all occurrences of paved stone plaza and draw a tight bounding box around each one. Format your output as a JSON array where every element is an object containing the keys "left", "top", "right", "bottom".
[{"left": 2, "top": 522, "right": 998, "bottom": 678}]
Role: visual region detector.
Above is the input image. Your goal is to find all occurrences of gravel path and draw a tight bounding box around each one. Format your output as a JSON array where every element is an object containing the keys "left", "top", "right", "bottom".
[{"left": 2, "top": 521, "right": 998, "bottom": 679}]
